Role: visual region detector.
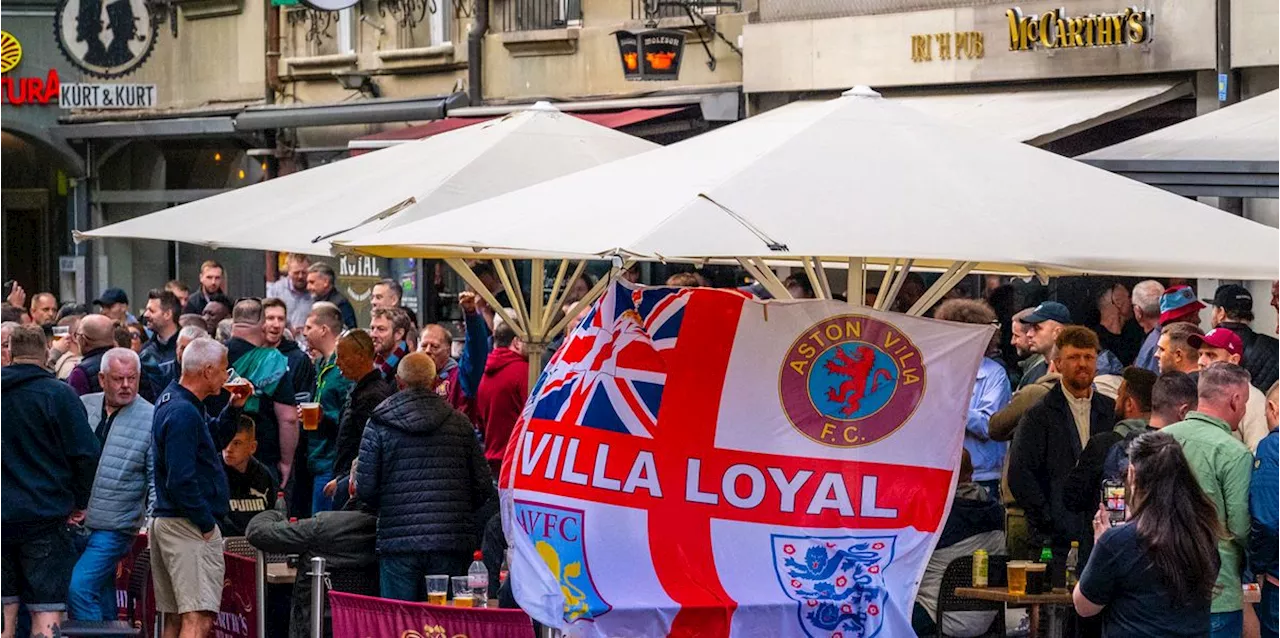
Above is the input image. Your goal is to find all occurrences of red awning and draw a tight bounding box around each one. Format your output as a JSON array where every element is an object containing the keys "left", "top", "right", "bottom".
[{"left": 348, "top": 107, "right": 687, "bottom": 154}]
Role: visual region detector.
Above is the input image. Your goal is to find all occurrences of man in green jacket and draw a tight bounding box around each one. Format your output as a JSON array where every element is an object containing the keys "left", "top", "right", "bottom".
[{"left": 1164, "top": 362, "right": 1255, "bottom": 637}]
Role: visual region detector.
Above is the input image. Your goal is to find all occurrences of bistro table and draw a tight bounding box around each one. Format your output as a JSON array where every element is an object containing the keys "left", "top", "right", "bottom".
[
  {"left": 953, "top": 587, "right": 1074, "bottom": 638},
  {"left": 266, "top": 562, "right": 296, "bottom": 585}
]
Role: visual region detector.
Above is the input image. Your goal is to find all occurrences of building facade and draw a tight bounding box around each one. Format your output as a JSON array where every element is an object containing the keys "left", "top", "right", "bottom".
[
  {"left": 3, "top": 0, "right": 748, "bottom": 313},
  {"left": 2, "top": 1, "right": 91, "bottom": 302},
  {"left": 741, "top": 0, "right": 1278, "bottom": 328}
]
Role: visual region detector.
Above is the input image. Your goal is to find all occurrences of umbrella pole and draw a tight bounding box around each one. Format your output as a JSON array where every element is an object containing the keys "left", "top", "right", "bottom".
[
  {"left": 495, "top": 258, "right": 533, "bottom": 337},
  {"left": 876, "top": 259, "right": 915, "bottom": 311},
  {"left": 811, "top": 257, "right": 833, "bottom": 300},
  {"left": 737, "top": 258, "right": 783, "bottom": 298},
  {"left": 907, "top": 261, "right": 976, "bottom": 316},
  {"left": 531, "top": 260, "right": 627, "bottom": 389},
  {"left": 443, "top": 258, "right": 528, "bottom": 341},
  {"left": 846, "top": 257, "right": 866, "bottom": 306},
  {"left": 800, "top": 258, "right": 826, "bottom": 300},
  {"left": 872, "top": 258, "right": 901, "bottom": 309}
]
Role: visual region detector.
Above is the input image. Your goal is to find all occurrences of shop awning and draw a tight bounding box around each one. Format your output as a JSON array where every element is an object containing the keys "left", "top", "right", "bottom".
[
  {"left": 891, "top": 81, "right": 1190, "bottom": 146},
  {"left": 233, "top": 92, "right": 469, "bottom": 131},
  {"left": 1078, "top": 90, "right": 1279, "bottom": 198},
  {"left": 348, "top": 107, "right": 691, "bottom": 152}
]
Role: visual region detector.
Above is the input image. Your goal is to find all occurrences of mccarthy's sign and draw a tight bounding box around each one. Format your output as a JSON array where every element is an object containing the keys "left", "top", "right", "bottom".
[
  {"left": 501, "top": 281, "right": 991, "bottom": 637},
  {"left": 1006, "top": 6, "right": 1152, "bottom": 51}
]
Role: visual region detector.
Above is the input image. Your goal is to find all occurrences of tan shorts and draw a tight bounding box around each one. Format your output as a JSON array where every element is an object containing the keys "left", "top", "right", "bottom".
[{"left": 149, "top": 518, "right": 225, "bottom": 614}]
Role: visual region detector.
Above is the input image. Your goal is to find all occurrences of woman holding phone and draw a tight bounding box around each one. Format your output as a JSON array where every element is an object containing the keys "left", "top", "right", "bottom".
[{"left": 1073, "top": 431, "right": 1224, "bottom": 635}]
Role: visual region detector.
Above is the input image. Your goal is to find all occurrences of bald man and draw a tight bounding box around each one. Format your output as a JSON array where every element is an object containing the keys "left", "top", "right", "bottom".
[
  {"left": 355, "top": 352, "right": 492, "bottom": 601},
  {"left": 67, "top": 315, "right": 119, "bottom": 396}
]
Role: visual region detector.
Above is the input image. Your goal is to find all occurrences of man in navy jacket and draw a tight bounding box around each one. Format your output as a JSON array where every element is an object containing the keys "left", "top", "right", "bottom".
[
  {"left": 150, "top": 337, "right": 248, "bottom": 637},
  {"left": 2, "top": 324, "right": 100, "bottom": 638},
  {"left": 1251, "top": 382, "right": 1279, "bottom": 636}
]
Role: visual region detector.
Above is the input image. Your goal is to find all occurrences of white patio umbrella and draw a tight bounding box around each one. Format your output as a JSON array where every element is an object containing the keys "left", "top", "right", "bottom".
[
  {"left": 342, "top": 87, "right": 1278, "bottom": 317},
  {"left": 75, "top": 102, "right": 658, "bottom": 256}
]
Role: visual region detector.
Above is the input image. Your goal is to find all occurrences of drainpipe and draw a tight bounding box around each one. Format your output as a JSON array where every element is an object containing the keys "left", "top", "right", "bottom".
[
  {"left": 1214, "top": 0, "right": 1242, "bottom": 217},
  {"left": 467, "top": 0, "right": 489, "bottom": 105}
]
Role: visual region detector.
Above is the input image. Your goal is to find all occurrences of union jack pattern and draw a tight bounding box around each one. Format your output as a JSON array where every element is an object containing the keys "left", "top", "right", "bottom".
[{"left": 527, "top": 281, "right": 692, "bottom": 438}]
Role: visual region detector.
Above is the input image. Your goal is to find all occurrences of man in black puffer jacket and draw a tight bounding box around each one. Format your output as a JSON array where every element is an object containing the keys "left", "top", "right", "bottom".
[
  {"left": 356, "top": 352, "right": 494, "bottom": 602},
  {"left": 1205, "top": 285, "right": 1279, "bottom": 392}
]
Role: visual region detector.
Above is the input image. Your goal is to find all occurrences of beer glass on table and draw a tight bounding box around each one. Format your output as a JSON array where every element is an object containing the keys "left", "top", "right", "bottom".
[
  {"left": 1007, "top": 561, "right": 1029, "bottom": 596},
  {"left": 425, "top": 575, "right": 448, "bottom": 605},
  {"left": 451, "top": 576, "right": 474, "bottom": 607}
]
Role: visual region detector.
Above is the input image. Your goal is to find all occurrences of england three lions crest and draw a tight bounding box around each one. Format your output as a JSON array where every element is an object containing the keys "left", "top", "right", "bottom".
[
  {"left": 772, "top": 535, "right": 896, "bottom": 638},
  {"left": 779, "top": 315, "right": 926, "bottom": 448}
]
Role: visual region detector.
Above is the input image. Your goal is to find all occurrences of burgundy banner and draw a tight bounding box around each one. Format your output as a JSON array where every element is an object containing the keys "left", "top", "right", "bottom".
[
  {"left": 216, "top": 553, "right": 257, "bottom": 638},
  {"left": 330, "top": 591, "right": 534, "bottom": 638},
  {"left": 112, "top": 534, "right": 258, "bottom": 638}
]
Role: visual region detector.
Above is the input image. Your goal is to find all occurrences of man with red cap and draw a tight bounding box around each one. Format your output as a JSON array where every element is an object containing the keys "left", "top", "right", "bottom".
[{"left": 1191, "top": 328, "right": 1270, "bottom": 452}]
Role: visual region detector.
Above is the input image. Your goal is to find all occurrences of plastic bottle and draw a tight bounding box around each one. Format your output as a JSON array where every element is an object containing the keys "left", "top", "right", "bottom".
[
  {"left": 468, "top": 550, "right": 489, "bottom": 607},
  {"left": 1065, "top": 541, "right": 1080, "bottom": 589}
]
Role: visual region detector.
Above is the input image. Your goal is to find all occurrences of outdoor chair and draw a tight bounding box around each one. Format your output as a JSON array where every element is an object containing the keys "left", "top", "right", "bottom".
[
  {"left": 61, "top": 548, "right": 151, "bottom": 637},
  {"left": 934, "top": 554, "right": 1007, "bottom": 638},
  {"left": 328, "top": 565, "right": 380, "bottom": 597},
  {"left": 222, "top": 536, "right": 255, "bottom": 558}
]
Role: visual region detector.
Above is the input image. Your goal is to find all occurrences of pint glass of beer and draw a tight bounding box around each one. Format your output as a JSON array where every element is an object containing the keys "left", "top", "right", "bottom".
[
  {"left": 452, "top": 576, "right": 474, "bottom": 607},
  {"left": 1007, "top": 561, "right": 1029, "bottom": 596},
  {"left": 224, "top": 369, "right": 251, "bottom": 398},
  {"left": 300, "top": 402, "right": 321, "bottom": 431},
  {"left": 425, "top": 575, "right": 448, "bottom": 605}
]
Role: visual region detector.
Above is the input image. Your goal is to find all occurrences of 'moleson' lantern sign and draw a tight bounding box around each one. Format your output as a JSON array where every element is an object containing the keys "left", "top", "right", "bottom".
[{"left": 614, "top": 29, "right": 685, "bottom": 81}]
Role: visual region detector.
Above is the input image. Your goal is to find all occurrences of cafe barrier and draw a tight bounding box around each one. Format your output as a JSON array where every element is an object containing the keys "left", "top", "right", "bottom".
[{"left": 328, "top": 592, "right": 534, "bottom": 638}]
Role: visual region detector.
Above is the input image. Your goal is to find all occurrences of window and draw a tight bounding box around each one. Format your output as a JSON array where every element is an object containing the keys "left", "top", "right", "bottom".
[
  {"left": 631, "top": 0, "right": 739, "bottom": 21},
  {"left": 497, "top": 0, "right": 582, "bottom": 32}
]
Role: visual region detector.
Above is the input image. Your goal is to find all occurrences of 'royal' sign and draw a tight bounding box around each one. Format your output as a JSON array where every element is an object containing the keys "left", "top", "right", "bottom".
[{"left": 1006, "top": 6, "right": 1152, "bottom": 51}]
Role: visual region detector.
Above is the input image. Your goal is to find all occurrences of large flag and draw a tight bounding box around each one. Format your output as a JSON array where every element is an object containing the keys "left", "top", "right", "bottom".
[{"left": 500, "top": 280, "right": 992, "bottom": 637}]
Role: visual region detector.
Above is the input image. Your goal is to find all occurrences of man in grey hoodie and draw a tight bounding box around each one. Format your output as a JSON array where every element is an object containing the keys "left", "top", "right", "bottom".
[{"left": 68, "top": 348, "right": 156, "bottom": 621}]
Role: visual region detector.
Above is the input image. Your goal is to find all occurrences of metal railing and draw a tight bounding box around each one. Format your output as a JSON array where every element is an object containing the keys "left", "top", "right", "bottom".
[
  {"left": 631, "top": 0, "right": 740, "bottom": 21},
  {"left": 496, "top": 0, "right": 582, "bottom": 31}
]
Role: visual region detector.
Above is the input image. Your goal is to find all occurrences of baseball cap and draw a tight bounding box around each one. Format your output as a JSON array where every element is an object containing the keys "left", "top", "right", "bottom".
[
  {"left": 94, "top": 288, "right": 129, "bottom": 307},
  {"left": 1204, "top": 284, "right": 1253, "bottom": 315},
  {"left": 1159, "top": 285, "right": 1204, "bottom": 325},
  {"left": 1022, "top": 301, "right": 1071, "bottom": 325},
  {"left": 1187, "top": 327, "right": 1243, "bottom": 357}
]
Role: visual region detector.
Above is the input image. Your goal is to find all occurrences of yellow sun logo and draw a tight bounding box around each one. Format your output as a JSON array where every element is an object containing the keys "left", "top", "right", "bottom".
[{"left": 0, "top": 31, "right": 21, "bottom": 74}]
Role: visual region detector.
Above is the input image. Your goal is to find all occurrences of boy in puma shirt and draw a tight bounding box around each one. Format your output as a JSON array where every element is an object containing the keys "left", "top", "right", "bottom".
[{"left": 218, "top": 417, "right": 278, "bottom": 536}]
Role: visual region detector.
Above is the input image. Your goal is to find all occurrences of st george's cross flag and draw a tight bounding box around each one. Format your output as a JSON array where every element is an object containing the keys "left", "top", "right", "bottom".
[{"left": 499, "top": 280, "right": 993, "bottom": 637}]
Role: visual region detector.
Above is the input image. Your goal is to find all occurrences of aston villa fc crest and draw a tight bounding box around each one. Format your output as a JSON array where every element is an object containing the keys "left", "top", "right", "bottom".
[
  {"left": 780, "top": 315, "right": 926, "bottom": 448},
  {"left": 55, "top": 0, "right": 157, "bottom": 78}
]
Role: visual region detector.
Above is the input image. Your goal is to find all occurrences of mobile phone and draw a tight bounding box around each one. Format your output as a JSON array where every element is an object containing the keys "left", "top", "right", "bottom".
[{"left": 1102, "top": 478, "right": 1126, "bottom": 524}]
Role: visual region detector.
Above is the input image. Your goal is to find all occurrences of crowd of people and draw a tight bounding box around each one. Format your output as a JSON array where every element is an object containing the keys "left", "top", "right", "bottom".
[
  {"left": 910, "top": 279, "right": 1280, "bottom": 638},
  {"left": 1, "top": 260, "right": 1277, "bottom": 638},
  {"left": 0, "top": 254, "right": 533, "bottom": 638}
]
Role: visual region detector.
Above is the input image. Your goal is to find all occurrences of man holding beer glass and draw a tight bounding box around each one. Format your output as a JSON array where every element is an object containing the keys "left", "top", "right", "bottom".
[{"left": 298, "top": 303, "right": 352, "bottom": 513}]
